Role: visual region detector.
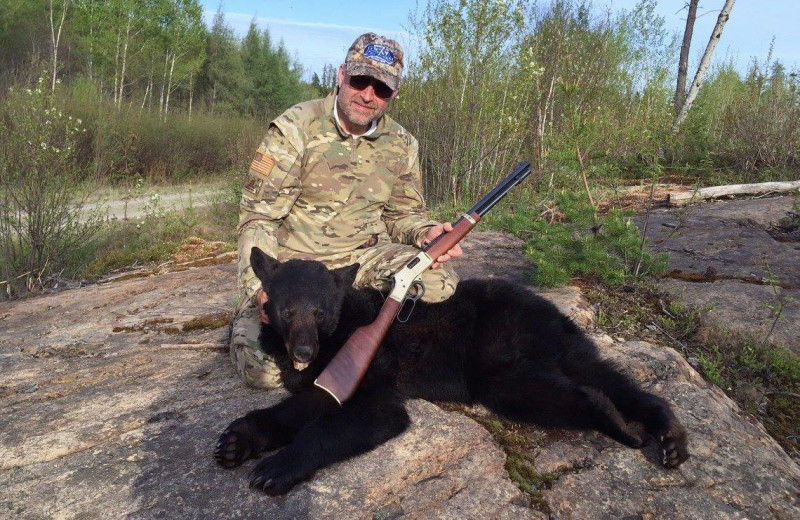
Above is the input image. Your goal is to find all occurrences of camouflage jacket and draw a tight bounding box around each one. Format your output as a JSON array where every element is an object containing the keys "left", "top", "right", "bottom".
[{"left": 237, "top": 91, "right": 437, "bottom": 299}]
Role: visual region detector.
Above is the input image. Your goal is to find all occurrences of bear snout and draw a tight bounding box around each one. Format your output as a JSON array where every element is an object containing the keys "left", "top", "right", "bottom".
[
  {"left": 290, "top": 343, "right": 315, "bottom": 372},
  {"left": 293, "top": 343, "right": 315, "bottom": 363},
  {"left": 287, "top": 321, "right": 319, "bottom": 371}
]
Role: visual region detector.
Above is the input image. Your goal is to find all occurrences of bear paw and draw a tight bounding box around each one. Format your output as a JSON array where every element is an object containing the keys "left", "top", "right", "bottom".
[
  {"left": 248, "top": 448, "right": 312, "bottom": 495},
  {"left": 214, "top": 424, "right": 256, "bottom": 469},
  {"left": 660, "top": 423, "right": 690, "bottom": 468},
  {"left": 625, "top": 421, "right": 647, "bottom": 448}
]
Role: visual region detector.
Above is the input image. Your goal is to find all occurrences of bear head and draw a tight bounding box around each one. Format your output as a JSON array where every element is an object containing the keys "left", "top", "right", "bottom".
[{"left": 249, "top": 247, "right": 359, "bottom": 371}]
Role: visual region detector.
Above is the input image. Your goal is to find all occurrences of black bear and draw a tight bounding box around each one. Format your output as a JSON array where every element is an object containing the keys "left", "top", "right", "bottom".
[{"left": 215, "top": 247, "right": 689, "bottom": 494}]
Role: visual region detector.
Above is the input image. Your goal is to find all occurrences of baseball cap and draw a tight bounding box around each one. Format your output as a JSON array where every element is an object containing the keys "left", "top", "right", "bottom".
[{"left": 345, "top": 33, "right": 404, "bottom": 91}]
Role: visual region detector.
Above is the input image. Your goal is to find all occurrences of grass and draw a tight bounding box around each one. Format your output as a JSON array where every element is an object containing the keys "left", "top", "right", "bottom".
[
  {"left": 182, "top": 313, "right": 231, "bottom": 332},
  {"left": 479, "top": 416, "right": 559, "bottom": 513}
]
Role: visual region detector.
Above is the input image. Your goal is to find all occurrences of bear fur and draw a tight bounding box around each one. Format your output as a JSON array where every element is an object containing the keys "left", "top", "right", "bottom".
[{"left": 214, "top": 247, "right": 689, "bottom": 494}]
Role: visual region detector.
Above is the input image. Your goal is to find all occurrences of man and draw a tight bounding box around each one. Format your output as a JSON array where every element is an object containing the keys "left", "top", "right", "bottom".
[{"left": 231, "top": 33, "right": 462, "bottom": 388}]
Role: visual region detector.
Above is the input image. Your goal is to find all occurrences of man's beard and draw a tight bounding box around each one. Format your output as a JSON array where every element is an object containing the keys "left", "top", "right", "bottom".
[{"left": 338, "top": 97, "right": 386, "bottom": 129}]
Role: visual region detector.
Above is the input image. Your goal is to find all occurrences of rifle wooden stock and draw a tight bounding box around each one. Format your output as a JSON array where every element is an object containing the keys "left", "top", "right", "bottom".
[
  {"left": 425, "top": 211, "right": 480, "bottom": 260},
  {"left": 314, "top": 162, "right": 531, "bottom": 405},
  {"left": 314, "top": 298, "right": 401, "bottom": 404}
]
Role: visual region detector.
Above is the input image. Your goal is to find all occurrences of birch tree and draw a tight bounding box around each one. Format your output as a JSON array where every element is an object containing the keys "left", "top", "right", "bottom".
[
  {"left": 674, "top": 0, "right": 699, "bottom": 114},
  {"left": 155, "top": 0, "right": 205, "bottom": 121},
  {"left": 397, "top": 0, "right": 529, "bottom": 203},
  {"left": 48, "top": 0, "right": 69, "bottom": 92},
  {"left": 673, "top": 0, "right": 736, "bottom": 132}
]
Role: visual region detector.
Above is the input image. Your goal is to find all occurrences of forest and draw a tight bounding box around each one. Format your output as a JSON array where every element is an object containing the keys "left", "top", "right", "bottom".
[
  {"left": 1, "top": 0, "right": 799, "bottom": 294},
  {"left": 1, "top": 0, "right": 798, "bottom": 188}
]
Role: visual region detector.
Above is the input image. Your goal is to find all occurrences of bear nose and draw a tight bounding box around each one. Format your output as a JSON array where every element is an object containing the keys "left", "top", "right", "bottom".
[{"left": 293, "top": 344, "right": 314, "bottom": 363}]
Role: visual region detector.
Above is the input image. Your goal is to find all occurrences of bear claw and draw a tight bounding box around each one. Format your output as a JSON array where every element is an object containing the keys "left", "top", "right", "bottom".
[
  {"left": 214, "top": 428, "right": 252, "bottom": 468},
  {"left": 247, "top": 448, "right": 310, "bottom": 495},
  {"left": 660, "top": 425, "right": 690, "bottom": 468},
  {"left": 248, "top": 465, "right": 298, "bottom": 495}
]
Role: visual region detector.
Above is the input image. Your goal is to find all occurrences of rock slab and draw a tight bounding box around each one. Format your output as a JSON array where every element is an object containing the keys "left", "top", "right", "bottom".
[
  {"left": 1, "top": 232, "right": 798, "bottom": 519},
  {"left": 635, "top": 195, "right": 800, "bottom": 352}
]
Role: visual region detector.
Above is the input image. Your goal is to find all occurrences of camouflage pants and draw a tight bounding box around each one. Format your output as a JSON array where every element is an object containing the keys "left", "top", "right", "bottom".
[
  {"left": 229, "top": 243, "right": 459, "bottom": 389},
  {"left": 229, "top": 298, "right": 283, "bottom": 389}
]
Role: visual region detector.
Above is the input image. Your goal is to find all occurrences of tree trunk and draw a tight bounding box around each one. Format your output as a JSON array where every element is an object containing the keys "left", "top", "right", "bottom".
[
  {"left": 145, "top": 67, "right": 154, "bottom": 112},
  {"left": 668, "top": 180, "right": 800, "bottom": 206},
  {"left": 117, "top": 13, "right": 132, "bottom": 109},
  {"left": 113, "top": 26, "right": 121, "bottom": 106},
  {"left": 188, "top": 72, "right": 194, "bottom": 121},
  {"left": 48, "top": 0, "right": 69, "bottom": 93},
  {"left": 674, "top": 0, "right": 699, "bottom": 115},
  {"left": 159, "top": 51, "right": 169, "bottom": 118},
  {"left": 673, "top": 0, "right": 736, "bottom": 133},
  {"left": 140, "top": 82, "right": 150, "bottom": 112},
  {"left": 576, "top": 144, "right": 595, "bottom": 208},
  {"left": 87, "top": 14, "right": 94, "bottom": 80},
  {"left": 164, "top": 52, "right": 176, "bottom": 122}
]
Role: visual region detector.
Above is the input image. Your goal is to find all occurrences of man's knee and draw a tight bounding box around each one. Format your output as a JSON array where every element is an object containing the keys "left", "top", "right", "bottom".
[
  {"left": 230, "top": 301, "right": 282, "bottom": 389},
  {"left": 418, "top": 263, "right": 459, "bottom": 302}
]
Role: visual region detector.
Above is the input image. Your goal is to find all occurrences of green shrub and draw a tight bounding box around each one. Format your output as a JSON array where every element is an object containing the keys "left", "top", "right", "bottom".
[
  {"left": 81, "top": 181, "right": 240, "bottom": 280},
  {"left": 62, "top": 81, "right": 264, "bottom": 183},
  {"left": 0, "top": 77, "right": 101, "bottom": 299},
  {"left": 487, "top": 190, "right": 668, "bottom": 287}
]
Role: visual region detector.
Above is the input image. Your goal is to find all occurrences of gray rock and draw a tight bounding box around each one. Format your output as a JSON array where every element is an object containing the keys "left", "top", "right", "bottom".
[
  {"left": 635, "top": 194, "right": 800, "bottom": 353},
  {"left": 542, "top": 340, "right": 800, "bottom": 520},
  {"left": 1, "top": 232, "right": 798, "bottom": 519}
]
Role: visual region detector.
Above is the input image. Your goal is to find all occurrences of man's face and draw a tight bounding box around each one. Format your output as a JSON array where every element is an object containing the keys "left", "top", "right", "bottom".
[{"left": 336, "top": 64, "right": 397, "bottom": 134}]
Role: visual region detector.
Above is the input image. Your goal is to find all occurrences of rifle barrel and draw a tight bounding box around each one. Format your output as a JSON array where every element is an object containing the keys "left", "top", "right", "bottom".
[
  {"left": 422, "top": 161, "right": 531, "bottom": 256},
  {"left": 470, "top": 161, "right": 531, "bottom": 216}
]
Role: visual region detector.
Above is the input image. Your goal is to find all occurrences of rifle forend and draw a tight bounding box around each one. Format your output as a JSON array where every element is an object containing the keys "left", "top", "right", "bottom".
[{"left": 314, "top": 161, "right": 531, "bottom": 404}]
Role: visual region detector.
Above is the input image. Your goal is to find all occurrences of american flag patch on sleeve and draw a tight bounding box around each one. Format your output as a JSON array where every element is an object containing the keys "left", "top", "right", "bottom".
[{"left": 250, "top": 152, "right": 276, "bottom": 177}]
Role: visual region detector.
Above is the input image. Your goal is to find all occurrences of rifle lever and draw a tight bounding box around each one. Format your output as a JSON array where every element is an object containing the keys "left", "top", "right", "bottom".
[{"left": 396, "top": 281, "right": 424, "bottom": 323}]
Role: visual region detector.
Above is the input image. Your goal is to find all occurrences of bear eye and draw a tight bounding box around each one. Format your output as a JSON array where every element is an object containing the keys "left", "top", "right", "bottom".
[
  {"left": 282, "top": 309, "right": 295, "bottom": 321},
  {"left": 313, "top": 309, "right": 325, "bottom": 322}
]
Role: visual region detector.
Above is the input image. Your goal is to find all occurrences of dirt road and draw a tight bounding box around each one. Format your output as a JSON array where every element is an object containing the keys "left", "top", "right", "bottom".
[{"left": 82, "top": 188, "right": 224, "bottom": 221}]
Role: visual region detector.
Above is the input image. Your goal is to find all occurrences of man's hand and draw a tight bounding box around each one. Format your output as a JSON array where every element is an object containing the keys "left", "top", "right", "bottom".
[
  {"left": 255, "top": 288, "right": 270, "bottom": 324},
  {"left": 423, "top": 222, "right": 463, "bottom": 268}
]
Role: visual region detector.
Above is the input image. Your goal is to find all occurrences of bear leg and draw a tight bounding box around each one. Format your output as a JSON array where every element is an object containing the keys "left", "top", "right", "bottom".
[
  {"left": 249, "top": 388, "right": 410, "bottom": 495},
  {"left": 214, "top": 388, "right": 339, "bottom": 469},
  {"left": 477, "top": 374, "right": 646, "bottom": 448}
]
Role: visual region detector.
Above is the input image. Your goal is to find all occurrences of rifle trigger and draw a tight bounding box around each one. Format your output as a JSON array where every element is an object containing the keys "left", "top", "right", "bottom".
[{"left": 396, "top": 281, "right": 424, "bottom": 323}]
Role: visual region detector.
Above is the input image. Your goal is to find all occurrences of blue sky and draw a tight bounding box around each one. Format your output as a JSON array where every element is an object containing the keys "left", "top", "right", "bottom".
[{"left": 198, "top": 1, "right": 800, "bottom": 79}]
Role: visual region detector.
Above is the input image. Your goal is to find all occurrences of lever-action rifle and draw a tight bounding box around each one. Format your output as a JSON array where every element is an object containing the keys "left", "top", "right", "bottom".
[{"left": 314, "top": 161, "right": 532, "bottom": 404}]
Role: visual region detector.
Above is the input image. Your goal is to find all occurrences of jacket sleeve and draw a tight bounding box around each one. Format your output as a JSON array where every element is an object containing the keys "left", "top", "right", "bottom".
[
  {"left": 237, "top": 124, "right": 303, "bottom": 300},
  {"left": 381, "top": 138, "right": 438, "bottom": 247}
]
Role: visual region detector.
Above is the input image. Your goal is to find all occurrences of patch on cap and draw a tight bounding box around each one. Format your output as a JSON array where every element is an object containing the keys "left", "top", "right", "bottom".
[{"left": 363, "top": 43, "right": 395, "bottom": 65}]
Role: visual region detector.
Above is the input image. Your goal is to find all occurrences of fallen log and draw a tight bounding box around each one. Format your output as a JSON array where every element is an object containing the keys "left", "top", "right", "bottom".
[{"left": 668, "top": 180, "right": 800, "bottom": 206}]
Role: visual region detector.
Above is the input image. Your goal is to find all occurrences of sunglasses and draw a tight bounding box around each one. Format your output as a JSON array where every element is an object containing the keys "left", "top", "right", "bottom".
[{"left": 347, "top": 75, "right": 395, "bottom": 99}]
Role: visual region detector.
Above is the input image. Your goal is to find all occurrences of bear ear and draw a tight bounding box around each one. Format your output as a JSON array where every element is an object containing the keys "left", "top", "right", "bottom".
[
  {"left": 331, "top": 263, "right": 359, "bottom": 289},
  {"left": 250, "top": 247, "right": 281, "bottom": 284}
]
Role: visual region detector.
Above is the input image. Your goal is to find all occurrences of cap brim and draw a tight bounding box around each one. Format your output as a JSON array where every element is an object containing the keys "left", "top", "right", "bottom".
[{"left": 345, "top": 62, "right": 399, "bottom": 91}]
